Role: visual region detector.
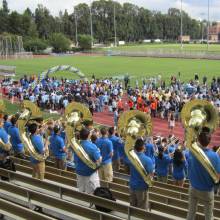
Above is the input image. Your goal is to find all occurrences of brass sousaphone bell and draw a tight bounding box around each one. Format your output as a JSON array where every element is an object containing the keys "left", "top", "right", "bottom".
[
  {"left": 65, "top": 102, "right": 98, "bottom": 170},
  {"left": 17, "top": 101, "right": 49, "bottom": 161},
  {"left": 181, "top": 99, "right": 219, "bottom": 183},
  {"left": 118, "top": 110, "right": 153, "bottom": 187}
]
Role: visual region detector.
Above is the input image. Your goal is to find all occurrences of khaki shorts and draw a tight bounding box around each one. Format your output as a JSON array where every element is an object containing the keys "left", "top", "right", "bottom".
[
  {"left": 98, "top": 163, "right": 113, "bottom": 182},
  {"left": 32, "top": 161, "right": 45, "bottom": 181}
]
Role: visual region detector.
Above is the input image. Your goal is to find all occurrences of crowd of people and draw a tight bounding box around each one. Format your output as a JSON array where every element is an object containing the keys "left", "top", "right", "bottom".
[
  {"left": 0, "top": 73, "right": 220, "bottom": 220},
  {"left": 1, "top": 74, "right": 220, "bottom": 130}
]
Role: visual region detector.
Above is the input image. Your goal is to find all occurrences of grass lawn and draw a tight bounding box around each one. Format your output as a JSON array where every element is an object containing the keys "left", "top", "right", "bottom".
[
  {"left": 0, "top": 55, "right": 219, "bottom": 84},
  {"left": 99, "top": 43, "right": 220, "bottom": 53}
]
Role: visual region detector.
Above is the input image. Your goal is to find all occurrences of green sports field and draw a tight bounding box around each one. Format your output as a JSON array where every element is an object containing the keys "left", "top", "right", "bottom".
[
  {"left": 0, "top": 55, "right": 219, "bottom": 83},
  {"left": 101, "top": 43, "right": 220, "bottom": 53}
]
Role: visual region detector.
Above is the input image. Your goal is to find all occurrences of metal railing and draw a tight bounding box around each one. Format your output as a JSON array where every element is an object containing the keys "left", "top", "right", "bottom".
[
  {"left": 0, "top": 168, "right": 172, "bottom": 220},
  {"left": 2, "top": 158, "right": 220, "bottom": 219},
  {"left": 0, "top": 197, "right": 55, "bottom": 220}
]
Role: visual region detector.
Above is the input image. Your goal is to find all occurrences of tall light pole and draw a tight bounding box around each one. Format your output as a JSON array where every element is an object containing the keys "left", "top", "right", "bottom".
[
  {"left": 180, "top": 0, "right": 183, "bottom": 49},
  {"left": 90, "top": 0, "right": 93, "bottom": 47},
  {"left": 113, "top": 2, "right": 117, "bottom": 47},
  {"left": 207, "top": 0, "right": 210, "bottom": 50},
  {"left": 74, "top": 7, "right": 78, "bottom": 47}
]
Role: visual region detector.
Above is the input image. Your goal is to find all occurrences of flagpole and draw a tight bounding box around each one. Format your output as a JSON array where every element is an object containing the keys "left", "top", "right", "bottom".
[
  {"left": 114, "top": 2, "right": 117, "bottom": 47},
  {"left": 90, "top": 0, "right": 93, "bottom": 47},
  {"left": 180, "top": 0, "right": 183, "bottom": 49}
]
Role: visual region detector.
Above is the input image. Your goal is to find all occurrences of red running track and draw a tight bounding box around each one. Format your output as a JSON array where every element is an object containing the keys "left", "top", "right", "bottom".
[{"left": 93, "top": 111, "right": 220, "bottom": 147}]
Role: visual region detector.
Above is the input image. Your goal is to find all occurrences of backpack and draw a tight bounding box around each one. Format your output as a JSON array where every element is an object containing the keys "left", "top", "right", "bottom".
[{"left": 93, "top": 187, "right": 116, "bottom": 212}]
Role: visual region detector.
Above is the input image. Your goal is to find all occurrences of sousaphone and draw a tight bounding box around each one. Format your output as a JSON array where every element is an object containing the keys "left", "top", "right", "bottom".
[
  {"left": 17, "top": 101, "right": 49, "bottom": 161},
  {"left": 181, "top": 99, "right": 219, "bottom": 183},
  {"left": 65, "top": 102, "right": 97, "bottom": 170},
  {"left": 118, "top": 110, "right": 153, "bottom": 186}
]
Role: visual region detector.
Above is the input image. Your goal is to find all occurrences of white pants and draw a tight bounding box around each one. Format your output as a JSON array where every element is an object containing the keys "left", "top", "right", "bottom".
[{"left": 77, "top": 171, "right": 100, "bottom": 194}]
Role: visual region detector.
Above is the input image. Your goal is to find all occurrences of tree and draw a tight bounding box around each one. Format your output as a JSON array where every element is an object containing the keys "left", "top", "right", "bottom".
[
  {"left": 35, "top": 4, "right": 53, "bottom": 39},
  {"left": 49, "top": 33, "right": 71, "bottom": 53},
  {"left": 23, "top": 38, "right": 47, "bottom": 52},
  {"left": 78, "top": 34, "right": 92, "bottom": 50},
  {"left": 0, "top": 0, "right": 9, "bottom": 33}
]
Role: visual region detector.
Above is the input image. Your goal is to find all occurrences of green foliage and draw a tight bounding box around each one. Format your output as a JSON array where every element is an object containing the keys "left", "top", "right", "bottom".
[
  {"left": 0, "top": 0, "right": 207, "bottom": 44},
  {"left": 23, "top": 38, "right": 47, "bottom": 52},
  {"left": 49, "top": 33, "right": 71, "bottom": 53},
  {"left": 78, "top": 34, "right": 92, "bottom": 50}
]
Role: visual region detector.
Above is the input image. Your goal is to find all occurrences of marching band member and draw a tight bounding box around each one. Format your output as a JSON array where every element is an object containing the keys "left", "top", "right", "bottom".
[
  {"left": 172, "top": 148, "right": 187, "bottom": 187},
  {"left": 50, "top": 125, "right": 67, "bottom": 170},
  {"left": 187, "top": 127, "right": 220, "bottom": 220},
  {"left": 8, "top": 116, "right": 24, "bottom": 158},
  {"left": 28, "top": 123, "right": 48, "bottom": 180},
  {"left": 3, "top": 114, "right": 12, "bottom": 134},
  {"left": 155, "top": 146, "right": 173, "bottom": 183},
  {"left": 96, "top": 127, "right": 113, "bottom": 182},
  {"left": 0, "top": 117, "right": 10, "bottom": 163},
  {"left": 108, "top": 127, "right": 123, "bottom": 172},
  {"left": 129, "top": 138, "right": 154, "bottom": 209},
  {"left": 75, "top": 128, "right": 102, "bottom": 194}
]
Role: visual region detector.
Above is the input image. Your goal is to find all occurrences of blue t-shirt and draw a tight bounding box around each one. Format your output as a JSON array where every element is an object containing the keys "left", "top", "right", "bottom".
[
  {"left": 109, "top": 135, "right": 123, "bottom": 161},
  {"left": 129, "top": 152, "right": 154, "bottom": 190},
  {"left": 96, "top": 137, "right": 113, "bottom": 165},
  {"left": 188, "top": 149, "right": 220, "bottom": 191},
  {"left": 4, "top": 121, "right": 12, "bottom": 134},
  {"left": 49, "top": 134, "right": 66, "bottom": 159},
  {"left": 8, "top": 125, "right": 23, "bottom": 153},
  {"left": 155, "top": 154, "right": 172, "bottom": 177},
  {"left": 74, "top": 140, "right": 101, "bottom": 176},
  {"left": 0, "top": 127, "right": 9, "bottom": 154},
  {"left": 30, "top": 134, "right": 44, "bottom": 164},
  {"left": 118, "top": 142, "right": 129, "bottom": 164},
  {"left": 173, "top": 160, "right": 187, "bottom": 180},
  {"left": 145, "top": 143, "right": 155, "bottom": 165}
]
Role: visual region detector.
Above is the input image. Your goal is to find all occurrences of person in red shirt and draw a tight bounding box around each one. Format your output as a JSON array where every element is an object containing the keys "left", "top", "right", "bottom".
[{"left": 128, "top": 99, "right": 134, "bottom": 110}]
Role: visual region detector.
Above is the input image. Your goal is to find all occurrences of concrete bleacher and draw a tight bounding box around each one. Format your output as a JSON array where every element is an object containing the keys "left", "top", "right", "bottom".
[{"left": 1, "top": 156, "right": 219, "bottom": 220}]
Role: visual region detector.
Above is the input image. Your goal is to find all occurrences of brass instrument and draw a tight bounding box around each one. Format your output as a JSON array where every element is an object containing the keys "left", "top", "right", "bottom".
[
  {"left": 181, "top": 100, "right": 219, "bottom": 184},
  {"left": 65, "top": 102, "right": 97, "bottom": 169},
  {"left": 17, "top": 101, "right": 49, "bottom": 161},
  {"left": 118, "top": 110, "right": 153, "bottom": 187},
  {"left": 0, "top": 100, "right": 12, "bottom": 151}
]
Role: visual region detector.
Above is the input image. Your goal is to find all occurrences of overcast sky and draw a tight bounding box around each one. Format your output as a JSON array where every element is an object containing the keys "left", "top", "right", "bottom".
[{"left": 5, "top": 0, "right": 220, "bottom": 21}]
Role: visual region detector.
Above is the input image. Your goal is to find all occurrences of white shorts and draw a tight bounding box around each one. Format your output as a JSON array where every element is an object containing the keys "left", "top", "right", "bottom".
[{"left": 77, "top": 171, "right": 100, "bottom": 194}]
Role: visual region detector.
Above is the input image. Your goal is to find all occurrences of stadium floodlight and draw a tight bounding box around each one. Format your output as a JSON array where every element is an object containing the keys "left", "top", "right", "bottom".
[
  {"left": 207, "top": 0, "right": 210, "bottom": 50},
  {"left": 90, "top": 0, "right": 94, "bottom": 47},
  {"left": 74, "top": 7, "right": 78, "bottom": 47},
  {"left": 180, "top": 0, "right": 183, "bottom": 49},
  {"left": 114, "top": 2, "right": 117, "bottom": 47}
]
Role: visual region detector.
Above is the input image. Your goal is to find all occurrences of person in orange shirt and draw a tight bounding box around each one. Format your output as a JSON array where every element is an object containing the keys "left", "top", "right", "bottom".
[
  {"left": 137, "top": 96, "right": 143, "bottom": 105},
  {"left": 150, "top": 100, "right": 157, "bottom": 117},
  {"left": 143, "top": 103, "right": 149, "bottom": 113},
  {"left": 117, "top": 99, "right": 123, "bottom": 111}
]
